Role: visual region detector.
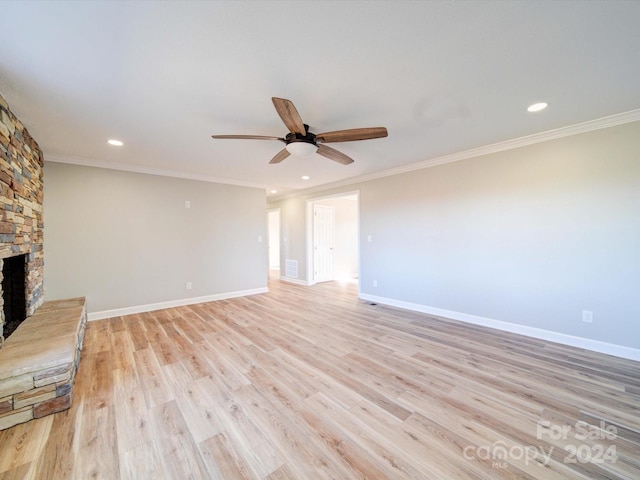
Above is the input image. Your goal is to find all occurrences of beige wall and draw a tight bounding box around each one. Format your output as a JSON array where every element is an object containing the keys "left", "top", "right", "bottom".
[
  {"left": 267, "top": 210, "right": 280, "bottom": 269},
  {"left": 43, "top": 162, "right": 267, "bottom": 315},
  {"left": 270, "top": 121, "right": 640, "bottom": 352},
  {"left": 278, "top": 197, "right": 307, "bottom": 281}
]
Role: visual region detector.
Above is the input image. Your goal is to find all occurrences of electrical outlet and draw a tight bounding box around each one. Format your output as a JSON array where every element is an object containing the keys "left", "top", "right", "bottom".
[
  {"left": 373, "top": 279, "right": 378, "bottom": 287},
  {"left": 582, "top": 310, "right": 593, "bottom": 323},
  {"left": 185, "top": 200, "right": 191, "bottom": 209},
  {"left": 186, "top": 282, "right": 192, "bottom": 290}
]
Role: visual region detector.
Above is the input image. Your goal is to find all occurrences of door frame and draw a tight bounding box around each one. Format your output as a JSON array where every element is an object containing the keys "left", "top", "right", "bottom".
[{"left": 305, "top": 190, "right": 360, "bottom": 286}]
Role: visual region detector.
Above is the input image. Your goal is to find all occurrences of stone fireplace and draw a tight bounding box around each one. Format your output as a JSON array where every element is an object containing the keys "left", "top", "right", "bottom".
[
  {"left": 0, "top": 93, "right": 44, "bottom": 347},
  {"left": 0, "top": 94, "right": 88, "bottom": 431}
]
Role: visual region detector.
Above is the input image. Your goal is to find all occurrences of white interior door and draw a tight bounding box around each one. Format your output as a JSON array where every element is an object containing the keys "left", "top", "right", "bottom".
[{"left": 313, "top": 205, "right": 334, "bottom": 283}]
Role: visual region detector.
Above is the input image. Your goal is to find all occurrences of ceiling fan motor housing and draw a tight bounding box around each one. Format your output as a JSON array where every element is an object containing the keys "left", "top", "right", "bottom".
[{"left": 285, "top": 124, "right": 317, "bottom": 146}]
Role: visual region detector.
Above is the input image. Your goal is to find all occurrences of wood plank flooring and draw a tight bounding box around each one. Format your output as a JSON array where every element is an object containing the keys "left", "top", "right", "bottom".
[{"left": 1, "top": 278, "right": 639, "bottom": 479}]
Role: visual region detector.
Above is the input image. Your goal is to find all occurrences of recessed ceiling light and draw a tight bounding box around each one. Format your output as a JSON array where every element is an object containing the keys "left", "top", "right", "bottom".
[
  {"left": 107, "top": 139, "right": 124, "bottom": 146},
  {"left": 301, "top": 175, "right": 310, "bottom": 180},
  {"left": 527, "top": 102, "right": 548, "bottom": 112},
  {"left": 270, "top": 189, "right": 278, "bottom": 194}
]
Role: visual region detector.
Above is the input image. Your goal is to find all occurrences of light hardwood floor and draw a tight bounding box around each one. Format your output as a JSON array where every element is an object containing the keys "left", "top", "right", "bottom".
[{"left": 1, "top": 278, "right": 639, "bottom": 479}]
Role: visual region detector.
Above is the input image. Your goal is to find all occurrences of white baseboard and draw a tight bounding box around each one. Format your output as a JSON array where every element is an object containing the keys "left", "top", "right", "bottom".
[
  {"left": 279, "top": 276, "right": 310, "bottom": 286},
  {"left": 88, "top": 287, "right": 269, "bottom": 321},
  {"left": 359, "top": 293, "right": 640, "bottom": 362}
]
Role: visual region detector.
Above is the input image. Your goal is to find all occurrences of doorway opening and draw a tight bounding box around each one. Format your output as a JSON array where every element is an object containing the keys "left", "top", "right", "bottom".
[{"left": 307, "top": 192, "right": 359, "bottom": 285}]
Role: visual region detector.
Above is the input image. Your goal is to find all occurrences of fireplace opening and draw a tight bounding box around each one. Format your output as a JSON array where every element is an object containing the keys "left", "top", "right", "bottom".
[{"left": 2, "top": 254, "right": 27, "bottom": 340}]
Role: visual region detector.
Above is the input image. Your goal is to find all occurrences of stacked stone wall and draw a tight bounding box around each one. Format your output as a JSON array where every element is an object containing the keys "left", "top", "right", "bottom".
[{"left": 0, "top": 94, "right": 45, "bottom": 345}]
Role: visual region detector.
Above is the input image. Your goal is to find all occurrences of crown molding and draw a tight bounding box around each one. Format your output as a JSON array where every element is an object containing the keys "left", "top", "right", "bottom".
[
  {"left": 44, "top": 154, "right": 269, "bottom": 190},
  {"left": 270, "top": 109, "right": 640, "bottom": 202},
  {"left": 45, "top": 109, "right": 640, "bottom": 202}
]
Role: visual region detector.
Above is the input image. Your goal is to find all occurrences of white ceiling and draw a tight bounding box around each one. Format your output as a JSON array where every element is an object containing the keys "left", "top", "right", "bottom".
[{"left": 1, "top": 1, "right": 639, "bottom": 198}]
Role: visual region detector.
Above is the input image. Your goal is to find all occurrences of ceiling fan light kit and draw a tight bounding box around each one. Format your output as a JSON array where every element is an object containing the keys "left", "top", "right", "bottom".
[
  {"left": 212, "top": 97, "right": 388, "bottom": 165},
  {"left": 286, "top": 141, "right": 317, "bottom": 157}
]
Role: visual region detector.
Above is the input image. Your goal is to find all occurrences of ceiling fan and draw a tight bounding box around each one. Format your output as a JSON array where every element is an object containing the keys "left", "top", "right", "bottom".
[{"left": 212, "top": 97, "right": 388, "bottom": 165}]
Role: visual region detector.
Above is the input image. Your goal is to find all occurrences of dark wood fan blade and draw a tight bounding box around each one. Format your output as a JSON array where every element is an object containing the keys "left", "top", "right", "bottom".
[
  {"left": 317, "top": 144, "right": 354, "bottom": 165},
  {"left": 315, "top": 127, "right": 388, "bottom": 143},
  {"left": 269, "top": 148, "right": 291, "bottom": 164},
  {"left": 272, "top": 97, "right": 306, "bottom": 135},
  {"left": 212, "top": 135, "right": 284, "bottom": 141}
]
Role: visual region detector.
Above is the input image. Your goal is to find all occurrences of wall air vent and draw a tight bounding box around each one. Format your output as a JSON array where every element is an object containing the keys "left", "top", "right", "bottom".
[{"left": 285, "top": 259, "right": 298, "bottom": 279}]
